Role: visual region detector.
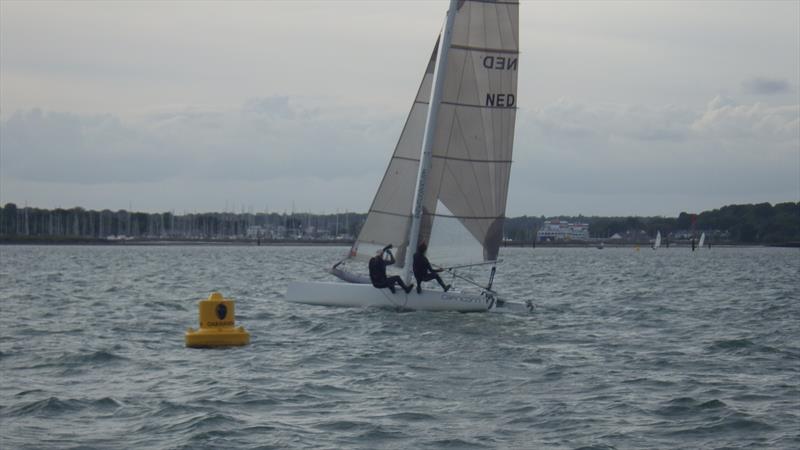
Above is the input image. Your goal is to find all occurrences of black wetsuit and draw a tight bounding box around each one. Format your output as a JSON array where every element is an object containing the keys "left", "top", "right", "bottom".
[
  {"left": 413, "top": 252, "right": 449, "bottom": 293},
  {"left": 369, "top": 253, "right": 410, "bottom": 294}
]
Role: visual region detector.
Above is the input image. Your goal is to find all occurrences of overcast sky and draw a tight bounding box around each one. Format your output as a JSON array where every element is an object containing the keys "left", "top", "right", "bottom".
[{"left": 1, "top": 1, "right": 798, "bottom": 217}]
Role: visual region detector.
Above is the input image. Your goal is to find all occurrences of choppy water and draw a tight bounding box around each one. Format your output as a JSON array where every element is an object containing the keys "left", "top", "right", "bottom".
[{"left": 0, "top": 245, "right": 798, "bottom": 449}]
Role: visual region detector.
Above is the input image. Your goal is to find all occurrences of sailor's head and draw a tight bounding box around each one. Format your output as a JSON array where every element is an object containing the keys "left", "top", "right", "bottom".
[
  {"left": 376, "top": 248, "right": 384, "bottom": 256},
  {"left": 418, "top": 241, "right": 428, "bottom": 254}
]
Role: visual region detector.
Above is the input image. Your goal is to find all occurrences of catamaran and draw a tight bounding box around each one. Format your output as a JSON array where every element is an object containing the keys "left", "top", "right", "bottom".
[{"left": 286, "top": 0, "right": 529, "bottom": 312}]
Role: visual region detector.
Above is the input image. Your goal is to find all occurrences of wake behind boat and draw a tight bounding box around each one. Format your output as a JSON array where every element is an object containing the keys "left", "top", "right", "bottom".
[{"left": 286, "top": 0, "right": 528, "bottom": 313}]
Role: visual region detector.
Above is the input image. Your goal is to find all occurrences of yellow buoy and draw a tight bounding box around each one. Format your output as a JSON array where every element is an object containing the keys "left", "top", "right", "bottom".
[{"left": 185, "top": 292, "right": 250, "bottom": 348}]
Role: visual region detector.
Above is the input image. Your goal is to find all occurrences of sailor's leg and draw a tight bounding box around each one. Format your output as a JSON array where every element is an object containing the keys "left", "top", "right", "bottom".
[
  {"left": 433, "top": 273, "right": 448, "bottom": 290},
  {"left": 418, "top": 273, "right": 449, "bottom": 291},
  {"left": 388, "top": 276, "right": 413, "bottom": 294},
  {"left": 374, "top": 279, "right": 395, "bottom": 293}
]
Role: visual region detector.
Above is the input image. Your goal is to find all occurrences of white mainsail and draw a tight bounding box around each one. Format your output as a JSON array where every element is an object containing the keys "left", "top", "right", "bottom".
[
  {"left": 347, "top": 0, "right": 519, "bottom": 271},
  {"left": 698, "top": 232, "right": 705, "bottom": 248},
  {"left": 654, "top": 231, "right": 662, "bottom": 249}
]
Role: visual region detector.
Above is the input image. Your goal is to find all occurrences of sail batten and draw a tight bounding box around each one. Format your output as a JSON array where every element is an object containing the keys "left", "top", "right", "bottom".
[
  {"left": 432, "top": 155, "right": 512, "bottom": 163},
  {"left": 392, "top": 156, "right": 421, "bottom": 163},
  {"left": 451, "top": 44, "right": 519, "bottom": 54},
  {"left": 441, "top": 101, "right": 518, "bottom": 109}
]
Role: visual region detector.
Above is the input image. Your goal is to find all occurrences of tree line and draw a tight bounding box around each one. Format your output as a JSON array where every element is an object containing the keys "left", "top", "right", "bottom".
[
  {"left": 502, "top": 202, "right": 799, "bottom": 244},
  {"left": 0, "top": 204, "right": 365, "bottom": 241},
  {"left": 1, "top": 201, "right": 797, "bottom": 244}
]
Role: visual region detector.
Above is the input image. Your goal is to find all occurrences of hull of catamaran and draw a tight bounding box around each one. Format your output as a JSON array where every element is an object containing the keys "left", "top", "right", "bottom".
[{"left": 286, "top": 281, "right": 493, "bottom": 312}]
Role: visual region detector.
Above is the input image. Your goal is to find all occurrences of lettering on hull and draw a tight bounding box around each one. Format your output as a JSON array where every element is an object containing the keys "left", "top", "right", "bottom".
[{"left": 440, "top": 292, "right": 488, "bottom": 305}]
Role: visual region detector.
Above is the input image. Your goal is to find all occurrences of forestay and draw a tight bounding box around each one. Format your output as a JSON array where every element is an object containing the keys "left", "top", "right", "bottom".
[{"left": 347, "top": 0, "right": 519, "bottom": 270}]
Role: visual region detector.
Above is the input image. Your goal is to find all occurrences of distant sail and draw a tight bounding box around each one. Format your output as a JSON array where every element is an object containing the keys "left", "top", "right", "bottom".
[
  {"left": 698, "top": 232, "right": 705, "bottom": 248},
  {"left": 654, "top": 231, "right": 662, "bottom": 249}
]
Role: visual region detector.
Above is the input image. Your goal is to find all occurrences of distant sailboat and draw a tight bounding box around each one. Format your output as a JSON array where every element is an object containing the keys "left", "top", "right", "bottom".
[
  {"left": 698, "top": 232, "right": 706, "bottom": 248},
  {"left": 653, "top": 231, "right": 662, "bottom": 250},
  {"left": 286, "top": 0, "right": 528, "bottom": 312}
]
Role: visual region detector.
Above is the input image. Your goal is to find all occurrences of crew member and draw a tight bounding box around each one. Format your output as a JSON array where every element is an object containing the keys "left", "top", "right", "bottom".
[
  {"left": 412, "top": 241, "right": 451, "bottom": 294},
  {"left": 369, "top": 245, "right": 413, "bottom": 294}
]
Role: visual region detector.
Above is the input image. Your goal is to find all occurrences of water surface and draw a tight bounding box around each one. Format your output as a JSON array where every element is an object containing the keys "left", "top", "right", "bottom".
[{"left": 1, "top": 245, "right": 798, "bottom": 449}]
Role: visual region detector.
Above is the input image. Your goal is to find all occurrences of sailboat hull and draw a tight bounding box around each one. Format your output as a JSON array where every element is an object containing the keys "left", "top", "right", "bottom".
[{"left": 286, "top": 281, "right": 492, "bottom": 312}]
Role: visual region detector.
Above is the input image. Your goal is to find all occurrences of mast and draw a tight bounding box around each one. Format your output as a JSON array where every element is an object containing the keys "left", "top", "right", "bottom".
[{"left": 404, "top": 0, "right": 458, "bottom": 282}]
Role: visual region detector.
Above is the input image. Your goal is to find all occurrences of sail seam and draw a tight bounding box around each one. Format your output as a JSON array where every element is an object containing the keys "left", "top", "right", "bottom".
[
  {"left": 450, "top": 45, "right": 518, "bottom": 55},
  {"left": 466, "top": 0, "right": 519, "bottom": 6},
  {"left": 430, "top": 213, "right": 505, "bottom": 220},
  {"left": 393, "top": 155, "right": 421, "bottom": 163},
  {"left": 442, "top": 100, "right": 518, "bottom": 110},
  {"left": 370, "top": 209, "right": 412, "bottom": 218},
  {"left": 432, "top": 155, "right": 512, "bottom": 163}
]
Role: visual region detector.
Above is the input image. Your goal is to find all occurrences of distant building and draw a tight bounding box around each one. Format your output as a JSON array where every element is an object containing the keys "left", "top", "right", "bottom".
[
  {"left": 672, "top": 230, "right": 692, "bottom": 239},
  {"left": 536, "top": 220, "right": 590, "bottom": 241}
]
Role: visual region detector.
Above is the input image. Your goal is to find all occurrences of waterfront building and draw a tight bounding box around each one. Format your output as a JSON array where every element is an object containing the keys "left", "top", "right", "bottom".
[{"left": 536, "top": 220, "right": 590, "bottom": 241}]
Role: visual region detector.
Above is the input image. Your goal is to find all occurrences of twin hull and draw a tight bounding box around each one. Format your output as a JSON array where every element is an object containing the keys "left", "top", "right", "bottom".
[{"left": 285, "top": 281, "right": 491, "bottom": 312}]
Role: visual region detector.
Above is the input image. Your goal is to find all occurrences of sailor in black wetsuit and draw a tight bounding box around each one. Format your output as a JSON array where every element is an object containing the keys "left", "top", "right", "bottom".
[
  {"left": 369, "top": 245, "right": 413, "bottom": 294},
  {"left": 412, "top": 241, "right": 451, "bottom": 294}
]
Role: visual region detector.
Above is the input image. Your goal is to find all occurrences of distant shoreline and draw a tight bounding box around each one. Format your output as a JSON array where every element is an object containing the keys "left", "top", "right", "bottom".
[
  {"left": 1, "top": 237, "right": 797, "bottom": 248},
  {"left": 0, "top": 237, "right": 351, "bottom": 246}
]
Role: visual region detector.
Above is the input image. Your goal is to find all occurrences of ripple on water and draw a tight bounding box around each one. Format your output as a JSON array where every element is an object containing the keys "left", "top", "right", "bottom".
[
  {"left": 666, "top": 415, "right": 776, "bottom": 437},
  {"left": 4, "top": 396, "right": 123, "bottom": 417},
  {"left": 654, "top": 397, "right": 727, "bottom": 418}
]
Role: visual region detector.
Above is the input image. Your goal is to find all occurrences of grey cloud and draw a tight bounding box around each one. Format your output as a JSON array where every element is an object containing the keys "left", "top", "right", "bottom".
[
  {"left": 690, "top": 95, "right": 799, "bottom": 141},
  {"left": 0, "top": 109, "right": 178, "bottom": 184},
  {"left": 242, "top": 96, "right": 295, "bottom": 119},
  {"left": 511, "top": 96, "right": 799, "bottom": 207},
  {"left": 526, "top": 99, "right": 693, "bottom": 145},
  {"left": 741, "top": 77, "right": 792, "bottom": 95},
  {"left": 523, "top": 96, "right": 798, "bottom": 148},
  {"left": 1, "top": 97, "right": 400, "bottom": 186}
]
